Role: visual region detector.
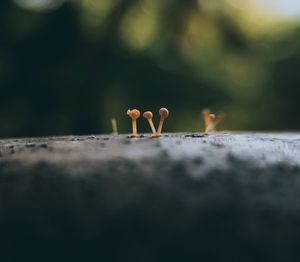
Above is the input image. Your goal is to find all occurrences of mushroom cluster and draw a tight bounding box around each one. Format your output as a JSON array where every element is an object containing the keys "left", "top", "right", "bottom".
[
  {"left": 127, "top": 108, "right": 169, "bottom": 137},
  {"left": 127, "top": 107, "right": 224, "bottom": 136},
  {"left": 202, "top": 108, "right": 223, "bottom": 133}
]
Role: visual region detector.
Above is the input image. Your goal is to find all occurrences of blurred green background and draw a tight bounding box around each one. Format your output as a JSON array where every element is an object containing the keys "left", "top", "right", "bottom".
[{"left": 1, "top": 0, "right": 300, "bottom": 137}]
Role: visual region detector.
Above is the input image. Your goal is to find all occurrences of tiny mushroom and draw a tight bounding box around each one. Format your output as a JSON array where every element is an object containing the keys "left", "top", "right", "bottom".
[
  {"left": 111, "top": 118, "right": 118, "bottom": 135},
  {"left": 205, "top": 114, "right": 216, "bottom": 133},
  {"left": 202, "top": 108, "right": 223, "bottom": 133},
  {"left": 127, "top": 109, "right": 140, "bottom": 137},
  {"left": 155, "top": 107, "right": 169, "bottom": 137},
  {"left": 143, "top": 111, "right": 156, "bottom": 135},
  {"left": 202, "top": 108, "right": 211, "bottom": 127}
]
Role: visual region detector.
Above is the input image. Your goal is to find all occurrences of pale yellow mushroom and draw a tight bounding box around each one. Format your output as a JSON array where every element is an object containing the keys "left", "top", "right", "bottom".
[
  {"left": 205, "top": 114, "right": 216, "bottom": 133},
  {"left": 111, "top": 118, "right": 118, "bottom": 135},
  {"left": 127, "top": 109, "right": 140, "bottom": 137},
  {"left": 202, "top": 108, "right": 211, "bottom": 128},
  {"left": 202, "top": 108, "right": 224, "bottom": 133},
  {"left": 143, "top": 111, "right": 156, "bottom": 135},
  {"left": 155, "top": 108, "right": 169, "bottom": 137}
]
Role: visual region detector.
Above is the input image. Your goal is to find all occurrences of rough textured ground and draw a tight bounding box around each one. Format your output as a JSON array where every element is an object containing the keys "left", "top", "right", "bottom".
[{"left": 1, "top": 132, "right": 300, "bottom": 262}]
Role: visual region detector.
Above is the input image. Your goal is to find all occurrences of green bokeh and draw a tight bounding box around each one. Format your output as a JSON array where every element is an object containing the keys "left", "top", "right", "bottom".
[{"left": 1, "top": 0, "right": 300, "bottom": 137}]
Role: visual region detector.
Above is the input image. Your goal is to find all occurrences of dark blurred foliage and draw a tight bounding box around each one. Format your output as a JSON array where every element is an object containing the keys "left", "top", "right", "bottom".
[{"left": 1, "top": 0, "right": 300, "bottom": 137}]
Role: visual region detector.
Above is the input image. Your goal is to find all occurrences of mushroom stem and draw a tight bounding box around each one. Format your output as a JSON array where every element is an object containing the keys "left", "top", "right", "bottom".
[
  {"left": 202, "top": 109, "right": 211, "bottom": 127},
  {"left": 205, "top": 123, "right": 215, "bottom": 133},
  {"left": 156, "top": 117, "right": 164, "bottom": 137},
  {"left": 143, "top": 111, "right": 156, "bottom": 136},
  {"left": 111, "top": 118, "right": 118, "bottom": 135},
  {"left": 204, "top": 114, "right": 216, "bottom": 133},
  {"left": 132, "top": 119, "right": 137, "bottom": 137},
  {"left": 148, "top": 118, "right": 156, "bottom": 135}
]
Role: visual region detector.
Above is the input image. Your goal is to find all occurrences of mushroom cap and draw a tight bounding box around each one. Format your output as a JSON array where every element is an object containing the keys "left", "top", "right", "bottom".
[
  {"left": 209, "top": 114, "right": 216, "bottom": 121},
  {"left": 159, "top": 108, "right": 169, "bottom": 118},
  {"left": 202, "top": 108, "right": 210, "bottom": 115},
  {"left": 127, "top": 109, "right": 140, "bottom": 119},
  {"left": 143, "top": 111, "right": 153, "bottom": 119}
]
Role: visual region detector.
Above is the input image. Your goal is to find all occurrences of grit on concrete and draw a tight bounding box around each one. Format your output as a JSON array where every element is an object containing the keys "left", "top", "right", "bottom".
[{"left": 0, "top": 132, "right": 300, "bottom": 262}]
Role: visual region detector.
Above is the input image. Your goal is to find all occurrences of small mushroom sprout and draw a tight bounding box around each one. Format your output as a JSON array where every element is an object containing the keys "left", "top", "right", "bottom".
[
  {"left": 143, "top": 111, "right": 156, "bottom": 135},
  {"left": 155, "top": 108, "right": 169, "bottom": 137},
  {"left": 111, "top": 118, "right": 118, "bottom": 135},
  {"left": 127, "top": 109, "right": 140, "bottom": 137},
  {"left": 202, "top": 108, "right": 223, "bottom": 133}
]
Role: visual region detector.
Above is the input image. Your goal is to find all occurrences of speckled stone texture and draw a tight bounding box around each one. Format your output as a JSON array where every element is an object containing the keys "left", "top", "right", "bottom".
[{"left": 0, "top": 132, "right": 300, "bottom": 262}]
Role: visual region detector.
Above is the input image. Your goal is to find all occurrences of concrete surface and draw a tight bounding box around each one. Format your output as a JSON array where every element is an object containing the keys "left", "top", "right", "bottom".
[{"left": 1, "top": 132, "right": 300, "bottom": 262}]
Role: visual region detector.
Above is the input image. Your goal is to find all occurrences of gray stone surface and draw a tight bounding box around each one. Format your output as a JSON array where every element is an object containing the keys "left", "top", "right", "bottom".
[
  {"left": 1, "top": 132, "right": 300, "bottom": 261},
  {"left": 1, "top": 132, "right": 300, "bottom": 172}
]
